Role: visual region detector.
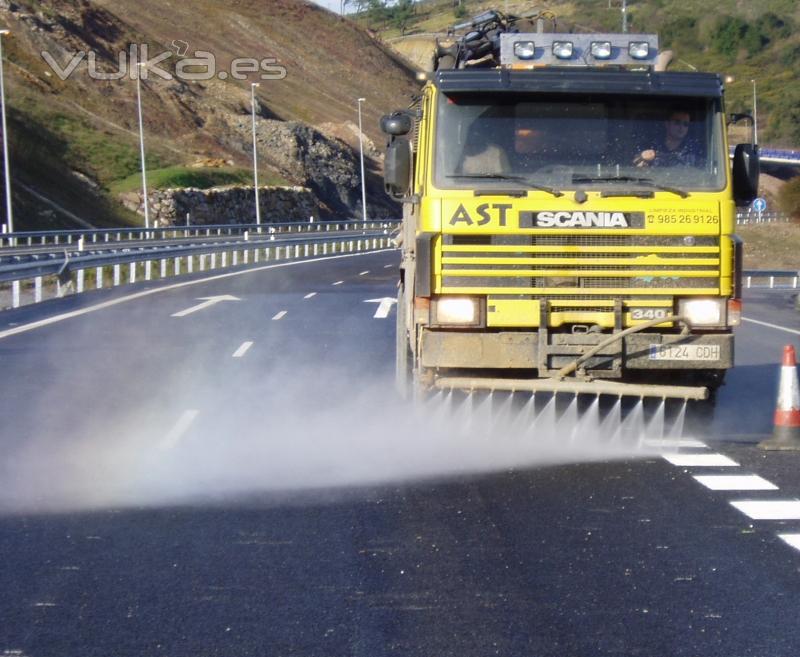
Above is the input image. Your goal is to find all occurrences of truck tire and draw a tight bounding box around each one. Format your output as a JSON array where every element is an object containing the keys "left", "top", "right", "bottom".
[{"left": 395, "top": 284, "right": 413, "bottom": 397}]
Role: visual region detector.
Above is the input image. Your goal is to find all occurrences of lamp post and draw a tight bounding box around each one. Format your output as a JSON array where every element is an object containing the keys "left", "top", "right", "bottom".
[
  {"left": 357, "top": 97, "right": 367, "bottom": 223},
  {"left": 251, "top": 82, "right": 261, "bottom": 228},
  {"left": 135, "top": 62, "right": 150, "bottom": 231},
  {"left": 0, "top": 30, "right": 13, "bottom": 235},
  {"left": 751, "top": 78, "right": 758, "bottom": 146}
]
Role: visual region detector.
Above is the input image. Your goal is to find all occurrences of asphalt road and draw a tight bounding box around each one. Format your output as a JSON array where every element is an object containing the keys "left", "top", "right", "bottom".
[{"left": 1, "top": 250, "right": 800, "bottom": 657}]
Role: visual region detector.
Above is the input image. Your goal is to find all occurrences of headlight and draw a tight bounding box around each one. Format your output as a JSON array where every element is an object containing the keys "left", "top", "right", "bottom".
[
  {"left": 513, "top": 41, "right": 536, "bottom": 60},
  {"left": 590, "top": 41, "right": 612, "bottom": 59},
  {"left": 552, "top": 41, "right": 574, "bottom": 59},
  {"left": 434, "top": 297, "right": 480, "bottom": 325},
  {"left": 628, "top": 41, "right": 650, "bottom": 59},
  {"left": 679, "top": 298, "right": 725, "bottom": 326}
]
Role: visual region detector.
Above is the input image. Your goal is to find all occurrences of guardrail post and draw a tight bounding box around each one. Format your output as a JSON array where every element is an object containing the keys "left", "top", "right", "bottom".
[
  {"left": 175, "top": 257, "right": 181, "bottom": 276},
  {"left": 77, "top": 269, "right": 85, "bottom": 293},
  {"left": 794, "top": 277, "right": 798, "bottom": 289},
  {"left": 187, "top": 256, "right": 193, "bottom": 274},
  {"left": 35, "top": 276, "right": 42, "bottom": 302},
  {"left": 95, "top": 268, "right": 103, "bottom": 290},
  {"left": 349, "top": 240, "right": 354, "bottom": 252},
  {"left": 313, "top": 244, "right": 318, "bottom": 256},
  {"left": 160, "top": 259, "right": 167, "bottom": 279},
  {"left": 12, "top": 281, "right": 20, "bottom": 308},
  {"left": 129, "top": 263, "right": 136, "bottom": 284},
  {"left": 304, "top": 244, "right": 309, "bottom": 257},
  {"left": 222, "top": 252, "right": 227, "bottom": 268},
  {"left": 770, "top": 276, "right": 775, "bottom": 289},
  {"left": 253, "top": 249, "right": 258, "bottom": 263},
  {"left": 199, "top": 254, "right": 206, "bottom": 271},
  {"left": 323, "top": 243, "right": 328, "bottom": 255},
  {"left": 113, "top": 264, "right": 121, "bottom": 287},
  {"left": 233, "top": 251, "right": 238, "bottom": 267},
  {"left": 295, "top": 245, "right": 300, "bottom": 259},
  {"left": 211, "top": 253, "right": 217, "bottom": 269},
  {"left": 145, "top": 261, "right": 152, "bottom": 281}
]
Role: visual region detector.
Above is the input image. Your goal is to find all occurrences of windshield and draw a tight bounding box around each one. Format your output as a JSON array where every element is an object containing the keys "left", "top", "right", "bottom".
[{"left": 433, "top": 92, "right": 727, "bottom": 192}]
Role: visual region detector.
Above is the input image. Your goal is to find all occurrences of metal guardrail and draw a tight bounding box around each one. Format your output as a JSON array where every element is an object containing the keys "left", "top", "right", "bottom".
[
  {"left": 0, "top": 220, "right": 394, "bottom": 249},
  {"left": 743, "top": 270, "right": 800, "bottom": 290},
  {"left": 0, "top": 221, "right": 400, "bottom": 310},
  {"left": 736, "top": 211, "right": 793, "bottom": 225}
]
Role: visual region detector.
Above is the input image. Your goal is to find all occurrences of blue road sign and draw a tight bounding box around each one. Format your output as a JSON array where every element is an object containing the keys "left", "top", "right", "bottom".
[{"left": 752, "top": 197, "right": 767, "bottom": 212}]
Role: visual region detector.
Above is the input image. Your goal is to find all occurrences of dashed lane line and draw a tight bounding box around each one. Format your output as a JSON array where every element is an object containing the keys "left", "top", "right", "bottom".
[
  {"left": 232, "top": 341, "right": 253, "bottom": 358},
  {"left": 384, "top": 264, "right": 393, "bottom": 269},
  {"left": 778, "top": 534, "right": 800, "bottom": 552},
  {"left": 272, "top": 311, "right": 287, "bottom": 321},
  {"left": 0, "top": 250, "right": 392, "bottom": 341},
  {"left": 158, "top": 410, "right": 199, "bottom": 451},
  {"left": 359, "top": 270, "right": 370, "bottom": 276},
  {"left": 662, "top": 453, "right": 739, "bottom": 467},
  {"left": 304, "top": 292, "right": 317, "bottom": 299},
  {"left": 730, "top": 500, "right": 800, "bottom": 520},
  {"left": 742, "top": 317, "right": 800, "bottom": 336},
  {"left": 332, "top": 281, "right": 344, "bottom": 286},
  {"left": 693, "top": 474, "right": 779, "bottom": 491}
]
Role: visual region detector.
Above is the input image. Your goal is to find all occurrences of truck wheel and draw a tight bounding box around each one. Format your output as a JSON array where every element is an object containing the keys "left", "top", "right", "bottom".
[{"left": 395, "top": 284, "right": 413, "bottom": 397}]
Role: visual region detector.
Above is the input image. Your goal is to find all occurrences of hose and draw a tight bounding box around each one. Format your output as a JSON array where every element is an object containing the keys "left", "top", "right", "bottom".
[{"left": 555, "top": 314, "right": 691, "bottom": 379}]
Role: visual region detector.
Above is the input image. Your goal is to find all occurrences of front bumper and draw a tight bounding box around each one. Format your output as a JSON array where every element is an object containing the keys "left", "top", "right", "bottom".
[{"left": 420, "top": 329, "right": 733, "bottom": 375}]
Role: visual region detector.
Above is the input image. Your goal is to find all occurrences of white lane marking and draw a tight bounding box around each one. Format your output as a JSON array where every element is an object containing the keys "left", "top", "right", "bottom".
[
  {"left": 332, "top": 281, "right": 343, "bottom": 286},
  {"left": 171, "top": 295, "right": 240, "bottom": 318},
  {"left": 778, "top": 534, "right": 800, "bottom": 552},
  {"left": 159, "top": 410, "right": 199, "bottom": 451},
  {"left": 662, "top": 453, "right": 739, "bottom": 467},
  {"left": 693, "top": 475, "right": 779, "bottom": 491},
  {"left": 359, "top": 270, "right": 370, "bottom": 276},
  {"left": 643, "top": 438, "right": 708, "bottom": 450},
  {"left": 0, "top": 251, "right": 392, "bottom": 341},
  {"left": 364, "top": 297, "right": 397, "bottom": 319},
  {"left": 304, "top": 292, "right": 317, "bottom": 299},
  {"left": 742, "top": 317, "right": 800, "bottom": 336},
  {"left": 232, "top": 341, "right": 253, "bottom": 358},
  {"left": 272, "top": 311, "right": 287, "bottom": 321},
  {"left": 384, "top": 264, "right": 393, "bottom": 269},
  {"left": 731, "top": 500, "right": 800, "bottom": 520}
]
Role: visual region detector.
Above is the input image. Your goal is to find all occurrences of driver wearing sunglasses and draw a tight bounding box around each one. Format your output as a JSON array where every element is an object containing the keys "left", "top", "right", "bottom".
[{"left": 634, "top": 109, "right": 698, "bottom": 167}]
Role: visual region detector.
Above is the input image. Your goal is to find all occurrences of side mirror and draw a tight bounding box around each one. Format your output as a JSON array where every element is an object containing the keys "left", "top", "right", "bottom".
[
  {"left": 380, "top": 112, "right": 412, "bottom": 137},
  {"left": 732, "top": 143, "right": 760, "bottom": 206},
  {"left": 384, "top": 138, "right": 412, "bottom": 198}
]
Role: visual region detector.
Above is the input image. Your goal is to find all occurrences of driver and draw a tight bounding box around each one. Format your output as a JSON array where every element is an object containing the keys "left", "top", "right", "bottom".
[
  {"left": 459, "top": 121, "right": 510, "bottom": 174},
  {"left": 635, "top": 109, "right": 699, "bottom": 167}
]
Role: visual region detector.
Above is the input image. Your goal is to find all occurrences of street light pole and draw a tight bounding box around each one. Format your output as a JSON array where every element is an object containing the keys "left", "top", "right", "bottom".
[
  {"left": 357, "top": 97, "right": 367, "bottom": 223},
  {"left": 135, "top": 62, "right": 150, "bottom": 231},
  {"left": 0, "top": 30, "right": 13, "bottom": 235},
  {"left": 751, "top": 78, "right": 758, "bottom": 146},
  {"left": 251, "top": 82, "right": 261, "bottom": 228}
]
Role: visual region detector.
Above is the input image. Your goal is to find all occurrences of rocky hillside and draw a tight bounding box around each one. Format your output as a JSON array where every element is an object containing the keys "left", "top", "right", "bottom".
[{"left": 0, "top": 0, "right": 420, "bottom": 228}]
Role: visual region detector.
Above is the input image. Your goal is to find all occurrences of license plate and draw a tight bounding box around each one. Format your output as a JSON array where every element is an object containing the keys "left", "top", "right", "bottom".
[{"left": 649, "top": 343, "right": 721, "bottom": 361}]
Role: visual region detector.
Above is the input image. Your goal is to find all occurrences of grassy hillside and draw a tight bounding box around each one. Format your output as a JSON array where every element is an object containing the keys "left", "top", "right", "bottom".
[
  {"left": 0, "top": 0, "right": 419, "bottom": 229},
  {"left": 370, "top": 0, "right": 800, "bottom": 147}
]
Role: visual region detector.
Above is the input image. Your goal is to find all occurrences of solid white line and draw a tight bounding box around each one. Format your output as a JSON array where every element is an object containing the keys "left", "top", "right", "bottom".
[
  {"left": 778, "top": 534, "right": 800, "bottom": 552},
  {"left": 332, "top": 281, "right": 343, "bottom": 286},
  {"left": 232, "top": 341, "right": 253, "bottom": 358},
  {"left": 304, "top": 292, "right": 317, "bottom": 299},
  {"left": 0, "top": 250, "right": 392, "bottom": 341},
  {"left": 693, "top": 474, "right": 779, "bottom": 491},
  {"left": 662, "top": 453, "right": 739, "bottom": 467},
  {"left": 159, "top": 410, "right": 199, "bottom": 451},
  {"left": 742, "top": 317, "right": 800, "bottom": 336},
  {"left": 731, "top": 500, "right": 800, "bottom": 520},
  {"left": 272, "top": 311, "right": 287, "bottom": 321}
]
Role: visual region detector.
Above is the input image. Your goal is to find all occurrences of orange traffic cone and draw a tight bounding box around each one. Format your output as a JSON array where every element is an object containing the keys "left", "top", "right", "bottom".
[{"left": 760, "top": 345, "right": 800, "bottom": 450}]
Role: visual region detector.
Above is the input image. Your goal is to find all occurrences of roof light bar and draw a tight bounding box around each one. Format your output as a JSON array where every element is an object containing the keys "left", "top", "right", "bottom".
[{"left": 501, "top": 33, "right": 658, "bottom": 67}]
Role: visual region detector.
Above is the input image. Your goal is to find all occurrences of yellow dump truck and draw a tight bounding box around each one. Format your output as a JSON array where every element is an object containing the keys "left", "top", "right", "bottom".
[{"left": 382, "top": 24, "right": 759, "bottom": 402}]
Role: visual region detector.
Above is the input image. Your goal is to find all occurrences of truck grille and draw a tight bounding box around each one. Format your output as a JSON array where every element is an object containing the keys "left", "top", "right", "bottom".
[{"left": 440, "top": 234, "right": 720, "bottom": 295}]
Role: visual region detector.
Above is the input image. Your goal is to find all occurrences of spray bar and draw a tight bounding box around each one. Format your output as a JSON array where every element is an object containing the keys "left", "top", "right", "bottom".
[{"left": 434, "top": 376, "right": 708, "bottom": 401}]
